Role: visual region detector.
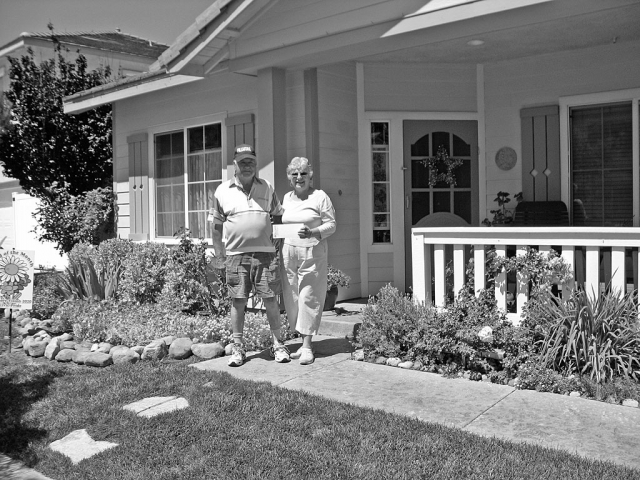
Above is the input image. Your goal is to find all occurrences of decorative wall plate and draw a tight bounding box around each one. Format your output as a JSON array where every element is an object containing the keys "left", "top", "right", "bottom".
[{"left": 495, "top": 147, "right": 517, "bottom": 171}]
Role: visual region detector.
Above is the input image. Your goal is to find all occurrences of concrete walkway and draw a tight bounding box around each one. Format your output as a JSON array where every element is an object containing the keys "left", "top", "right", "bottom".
[{"left": 192, "top": 303, "right": 640, "bottom": 472}]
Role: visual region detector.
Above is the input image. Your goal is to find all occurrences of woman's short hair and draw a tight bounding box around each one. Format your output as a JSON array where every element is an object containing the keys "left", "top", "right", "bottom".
[{"left": 287, "top": 157, "right": 313, "bottom": 176}]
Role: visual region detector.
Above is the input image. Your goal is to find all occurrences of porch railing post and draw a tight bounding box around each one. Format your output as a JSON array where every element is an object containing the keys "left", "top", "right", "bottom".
[
  {"left": 494, "top": 245, "right": 507, "bottom": 310},
  {"left": 585, "top": 246, "right": 600, "bottom": 299},
  {"left": 562, "top": 246, "right": 575, "bottom": 298},
  {"left": 411, "top": 231, "right": 427, "bottom": 305},
  {"left": 453, "top": 244, "right": 465, "bottom": 300},
  {"left": 516, "top": 245, "right": 528, "bottom": 316},
  {"left": 473, "top": 244, "right": 485, "bottom": 295},
  {"left": 434, "top": 244, "right": 446, "bottom": 307},
  {"left": 611, "top": 246, "right": 626, "bottom": 294}
]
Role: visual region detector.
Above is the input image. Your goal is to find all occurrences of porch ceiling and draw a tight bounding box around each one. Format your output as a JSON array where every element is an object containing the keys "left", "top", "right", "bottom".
[{"left": 354, "top": 2, "right": 640, "bottom": 64}]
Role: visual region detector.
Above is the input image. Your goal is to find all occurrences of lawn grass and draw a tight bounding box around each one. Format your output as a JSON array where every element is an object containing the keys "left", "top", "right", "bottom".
[{"left": 1, "top": 358, "right": 638, "bottom": 480}]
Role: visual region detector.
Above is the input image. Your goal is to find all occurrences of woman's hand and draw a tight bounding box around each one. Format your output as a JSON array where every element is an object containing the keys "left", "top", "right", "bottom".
[{"left": 298, "top": 226, "right": 313, "bottom": 239}]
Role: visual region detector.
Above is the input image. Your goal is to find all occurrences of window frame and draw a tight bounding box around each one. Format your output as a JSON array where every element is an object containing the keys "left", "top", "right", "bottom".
[
  {"left": 560, "top": 88, "right": 640, "bottom": 227},
  {"left": 148, "top": 113, "right": 228, "bottom": 244}
]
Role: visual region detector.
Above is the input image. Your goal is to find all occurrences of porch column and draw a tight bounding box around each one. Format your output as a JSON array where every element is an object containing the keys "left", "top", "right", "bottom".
[{"left": 257, "top": 67, "right": 288, "bottom": 199}]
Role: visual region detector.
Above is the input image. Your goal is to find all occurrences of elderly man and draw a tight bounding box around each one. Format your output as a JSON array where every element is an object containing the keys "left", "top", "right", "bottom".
[{"left": 208, "top": 144, "right": 290, "bottom": 367}]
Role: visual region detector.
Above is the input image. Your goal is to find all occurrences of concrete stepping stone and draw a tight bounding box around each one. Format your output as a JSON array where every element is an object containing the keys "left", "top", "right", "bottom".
[
  {"left": 49, "top": 429, "right": 118, "bottom": 464},
  {"left": 122, "top": 396, "right": 189, "bottom": 418}
]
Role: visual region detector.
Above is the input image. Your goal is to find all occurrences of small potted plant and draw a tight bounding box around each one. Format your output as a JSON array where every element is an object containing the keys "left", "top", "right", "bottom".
[
  {"left": 324, "top": 264, "right": 351, "bottom": 311},
  {"left": 482, "top": 191, "right": 522, "bottom": 226}
]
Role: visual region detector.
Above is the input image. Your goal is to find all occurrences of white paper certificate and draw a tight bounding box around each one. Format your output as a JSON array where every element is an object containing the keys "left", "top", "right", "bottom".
[{"left": 272, "top": 223, "right": 304, "bottom": 239}]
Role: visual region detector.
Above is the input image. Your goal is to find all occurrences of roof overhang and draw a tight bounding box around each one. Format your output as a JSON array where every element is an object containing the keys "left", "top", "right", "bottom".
[
  {"left": 63, "top": 70, "right": 201, "bottom": 114},
  {"left": 63, "top": 0, "right": 265, "bottom": 114}
]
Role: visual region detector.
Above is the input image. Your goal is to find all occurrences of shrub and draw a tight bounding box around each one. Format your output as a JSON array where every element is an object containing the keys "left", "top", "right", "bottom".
[
  {"left": 119, "top": 242, "right": 171, "bottom": 303},
  {"left": 158, "top": 229, "right": 230, "bottom": 316},
  {"left": 34, "top": 186, "right": 115, "bottom": 254},
  {"left": 327, "top": 264, "right": 351, "bottom": 289},
  {"left": 537, "top": 288, "right": 640, "bottom": 384},
  {"left": 357, "top": 284, "right": 435, "bottom": 360},
  {"left": 31, "top": 269, "right": 65, "bottom": 319}
]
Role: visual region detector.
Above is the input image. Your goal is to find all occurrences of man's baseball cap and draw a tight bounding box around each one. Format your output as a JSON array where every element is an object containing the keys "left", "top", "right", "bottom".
[{"left": 234, "top": 144, "right": 256, "bottom": 162}]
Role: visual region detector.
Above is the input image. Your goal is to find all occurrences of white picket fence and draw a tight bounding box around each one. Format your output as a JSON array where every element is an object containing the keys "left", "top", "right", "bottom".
[{"left": 411, "top": 226, "right": 640, "bottom": 324}]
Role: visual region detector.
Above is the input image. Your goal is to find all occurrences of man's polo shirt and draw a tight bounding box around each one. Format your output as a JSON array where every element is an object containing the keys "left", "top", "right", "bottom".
[{"left": 210, "top": 176, "right": 283, "bottom": 255}]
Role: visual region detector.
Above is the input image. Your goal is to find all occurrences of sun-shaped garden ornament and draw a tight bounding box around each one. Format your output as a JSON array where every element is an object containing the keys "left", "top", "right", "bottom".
[{"left": 0, "top": 251, "right": 33, "bottom": 302}]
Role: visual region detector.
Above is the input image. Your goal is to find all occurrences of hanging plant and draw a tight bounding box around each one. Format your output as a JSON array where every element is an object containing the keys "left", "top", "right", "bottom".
[{"left": 421, "top": 145, "right": 463, "bottom": 187}]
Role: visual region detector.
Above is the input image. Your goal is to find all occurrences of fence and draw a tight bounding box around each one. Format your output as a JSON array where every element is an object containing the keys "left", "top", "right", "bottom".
[{"left": 411, "top": 226, "right": 640, "bottom": 324}]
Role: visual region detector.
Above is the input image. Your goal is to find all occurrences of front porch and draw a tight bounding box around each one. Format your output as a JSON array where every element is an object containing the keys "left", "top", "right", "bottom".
[{"left": 411, "top": 226, "right": 640, "bottom": 324}]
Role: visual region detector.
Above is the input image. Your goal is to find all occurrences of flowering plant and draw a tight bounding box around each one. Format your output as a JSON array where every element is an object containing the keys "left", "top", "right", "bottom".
[{"left": 327, "top": 264, "right": 350, "bottom": 290}]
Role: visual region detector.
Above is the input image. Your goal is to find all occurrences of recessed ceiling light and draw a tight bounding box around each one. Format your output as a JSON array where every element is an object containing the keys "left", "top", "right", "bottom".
[{"left": 467, "top": 39, "right": 484, "bottom": 46}]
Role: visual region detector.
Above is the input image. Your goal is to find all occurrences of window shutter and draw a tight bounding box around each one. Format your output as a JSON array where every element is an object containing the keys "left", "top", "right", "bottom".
[
  {"left": 520, "top": 105, "right": 560, "bottom": 201},
  {"left": 225, "top": 113, "right": 255, "bottom": 167},
  {"left": 127, "top": 132, "right": 149, "bottom": 240}
]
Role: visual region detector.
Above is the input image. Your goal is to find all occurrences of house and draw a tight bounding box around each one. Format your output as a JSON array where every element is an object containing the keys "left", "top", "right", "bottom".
[
  {"left": 0, "top": 30, "right": 168, "bottom": 268},
  {"left": 63, "top": 0, "right": 640, "bottom": 306}
]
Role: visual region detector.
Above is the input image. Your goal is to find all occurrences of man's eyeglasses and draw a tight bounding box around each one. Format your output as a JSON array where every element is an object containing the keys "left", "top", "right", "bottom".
[{"left": 290, "top": 172, "right": 308, "bottom": 177}]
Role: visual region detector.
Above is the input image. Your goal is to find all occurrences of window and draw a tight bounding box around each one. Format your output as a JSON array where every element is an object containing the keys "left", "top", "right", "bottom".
[
  {"left": 570, "top": 102, "right": 633, "bottom": 226},
  {"left": 371, "top": 122, "right": 390, "bottom": 243},
  {"left": 155, "top": 123, "right": 223, "bottom": 238}
]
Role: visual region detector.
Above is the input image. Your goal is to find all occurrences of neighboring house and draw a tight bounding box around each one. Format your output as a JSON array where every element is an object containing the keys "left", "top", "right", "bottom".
[
  {"left": 63, "top": 0, "right": 640, "bottom": 304},
  {"left": 0, "top": 30, "right": 167, "bottom": 268}
]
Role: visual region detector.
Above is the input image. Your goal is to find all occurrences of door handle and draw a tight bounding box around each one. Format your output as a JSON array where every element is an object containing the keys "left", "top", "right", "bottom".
[{"left": 406, "top": 195, "right": 410, "bottom": 209}]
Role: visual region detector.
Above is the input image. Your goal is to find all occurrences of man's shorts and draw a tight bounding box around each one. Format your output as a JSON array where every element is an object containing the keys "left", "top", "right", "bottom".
[{"left": 225, "top": 252, "right": 281, "bottom": 299}]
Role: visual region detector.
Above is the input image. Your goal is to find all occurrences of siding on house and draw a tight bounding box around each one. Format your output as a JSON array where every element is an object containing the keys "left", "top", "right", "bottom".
[{"left": 483, "top": 40, "right": 640, "bottom": 220}]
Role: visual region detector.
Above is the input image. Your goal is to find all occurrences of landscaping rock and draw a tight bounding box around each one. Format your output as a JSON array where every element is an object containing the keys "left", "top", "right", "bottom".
[
  {"left": 131, "top": 345, "right": 145, "bottom": 356},
  {"left": 85, "top": 352, "right": 113, "bottom": 367},
  {"left": 142, "top": 340, "right": 168, "bottom": 361},
  {"left": 386, "top": 357, "right": 401, "bottom": 367},
  {"left": 75, "top": 341, "right": 93, "bottom": 352},
  {"left": 412, "top": 361, "right": 423, "bottom": 370},
  {"left": 398, "top": 361, "right": 414, "bottom": 369},
  {"left": 508, "top": 379, "right": 516, "bottom": 387},
  {"left": 27, "top": 339, "right": 49, "bottom": 357},
  {"left": 44, "top": 341, "right": 61, "bottom": 360},
  {"left": 374, "top": 356, "right": 387, "bottom": 365},
  {"left": 169, "top": 338, "right": 193, "bottom": 360},
  {"left": 73, "top": 351, "right": 92, "bottom": 365},
  {"left": 60, "top": 340, "right": 77, "bottom": 350},
  {"left": 224, "top": 343, "right": 234, "bottom": 356},
  {"left": 481, "top": 375, "right": 490, "bottom": 382},
  {"left": 191, "top": 342, "right": 224, "bottom": 359},
  {"left": 162, "top": 335, "right": 176, "bottom": 346},
  {"left": 97, "top": 342, "right": 113, "bottom": 354},
  {"left": 569, "top": 391, "right": 581, "bottom": 397},
  {"left": 622, "top": 399, "right": 639, "bottom": 408},
  {"left": 111, "top": 346, "right": 140, "bottom": 365},
  {"left": 55, "top": 349, "right": 76, "bottom": 362},
  {"left": 352, "top": 349, "right": 364, "bottom": 361},
  {"left": 58, "top": 333, "right": 74, "bottom": 342}
]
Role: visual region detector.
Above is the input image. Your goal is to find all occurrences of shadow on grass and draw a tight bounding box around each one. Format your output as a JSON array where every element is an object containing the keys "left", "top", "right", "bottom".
[{"left": 0, "top": 364, "right": 68, "bottom": 466}]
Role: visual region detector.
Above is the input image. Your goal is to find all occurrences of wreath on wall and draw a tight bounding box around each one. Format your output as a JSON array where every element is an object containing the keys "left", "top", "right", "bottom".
[{"left": 421, "top": 145, "right": 463, "bottom": 187}]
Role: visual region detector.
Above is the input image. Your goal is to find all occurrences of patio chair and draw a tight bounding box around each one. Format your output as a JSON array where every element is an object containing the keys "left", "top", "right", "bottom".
[{"left": 512, "top": 201, "right": 570, "bottom": 226}]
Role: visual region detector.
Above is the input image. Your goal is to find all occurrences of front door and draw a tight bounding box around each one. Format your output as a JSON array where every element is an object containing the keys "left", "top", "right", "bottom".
[{"left": 403, "top": 120, "right": 478, "bottom": 291}]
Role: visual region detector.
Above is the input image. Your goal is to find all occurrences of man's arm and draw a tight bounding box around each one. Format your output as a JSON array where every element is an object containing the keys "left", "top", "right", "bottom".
[{"left": 211, "top": 223, "right": 225, "bottom": 257}]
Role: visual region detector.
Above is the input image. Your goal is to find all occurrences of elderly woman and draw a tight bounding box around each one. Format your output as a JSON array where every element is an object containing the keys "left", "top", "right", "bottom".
[{"left": 281, "top": 157, "right": 336, "bottom": 365}]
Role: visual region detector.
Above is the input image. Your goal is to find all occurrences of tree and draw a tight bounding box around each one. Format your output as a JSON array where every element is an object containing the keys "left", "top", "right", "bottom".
[
  {"left": 0, "top": 37, "right": 113, "bottom": 198},
  {"left": 0, "top": 26, "right": 116, "bottom": 253}
]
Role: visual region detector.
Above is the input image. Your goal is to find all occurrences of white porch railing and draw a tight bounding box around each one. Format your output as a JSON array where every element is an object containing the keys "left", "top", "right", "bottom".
[{"left": 411, "top": 227, "right": 640, "bottom": 323}]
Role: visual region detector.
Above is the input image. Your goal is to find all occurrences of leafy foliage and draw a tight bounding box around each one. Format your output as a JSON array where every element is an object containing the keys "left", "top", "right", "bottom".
[
  {"left": 56, "top": 256, "right": 120, "bottom": 302},
  {"left": 31, "top": 269, "right": 65, "bottom": 319},
  {"left": 0, "top": 34, "right": 113, "bottom": 198},
  {"left": 33, "top": 186, "right": 115, "bottom": 253},
  {"left": 157, "top": 229, "right": 230, "bottom": 316},
  {"left": 537, "top": 288, "right": 640, "bottom": 383},
  {"left": 327, "top": 264, "right": 351, "bottom": 289}
]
